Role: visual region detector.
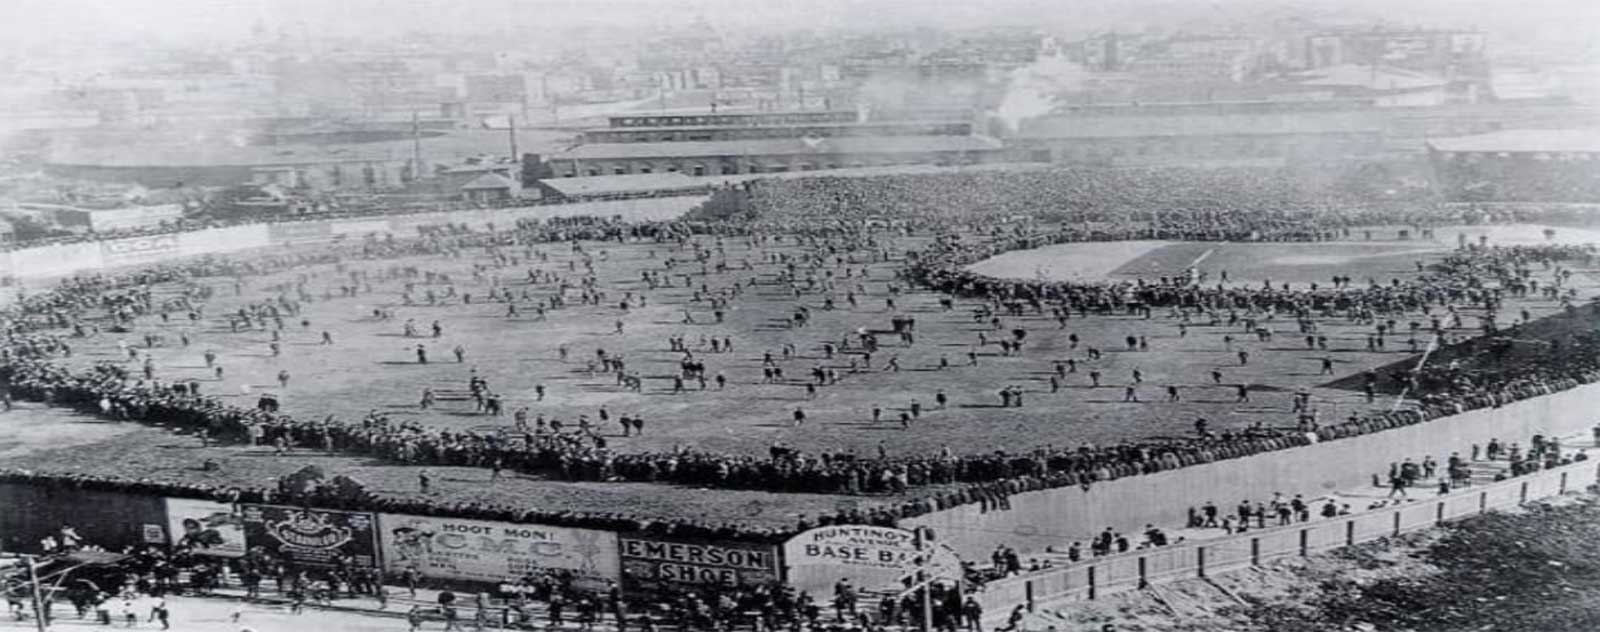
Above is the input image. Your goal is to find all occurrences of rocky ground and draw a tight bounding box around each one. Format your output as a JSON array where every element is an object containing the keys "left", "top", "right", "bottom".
[{"left": 1024, "top": 489, "right": 1600, "bottom": 631}]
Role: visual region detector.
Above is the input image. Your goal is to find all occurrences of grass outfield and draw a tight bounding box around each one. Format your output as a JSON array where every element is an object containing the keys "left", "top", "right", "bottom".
[
  {"left": 0, "top": 223, "right": 1593, "bottom": 523},
  {"left": 1107, "top": 241, "right": 1443, "bottom": 286}
]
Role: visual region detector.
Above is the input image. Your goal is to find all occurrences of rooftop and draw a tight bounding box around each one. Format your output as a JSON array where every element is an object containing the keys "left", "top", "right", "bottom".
[
  {"left": 538, "top": 162, "right": 1057, "bottom": 198},
  {"left": 555, "top": 135, "right": 1003, "bottom": 161},
  {"left": 1017, "top": 111, "right": 1380, "bottom": 139},
  {"left": 537, "top": 163, "right": 1055, "bottom": 198},
  {"left": 583, "top": 120, "right": 970, "bottom": 134},
  {"left": 608, "top": 109, "right": 858, "bottom": 121},
  {"left": 1427, "top": 129, "right": 1600, "bottom": 154},
  {"left": 1291, "top": 64, "right": 1449, "bottom": 92},
  {"left": 460, "top": 173, "right": 517, "bottom": 190},
  {"left": 538, "top": 172, "right": 707, "bottom": 198}
]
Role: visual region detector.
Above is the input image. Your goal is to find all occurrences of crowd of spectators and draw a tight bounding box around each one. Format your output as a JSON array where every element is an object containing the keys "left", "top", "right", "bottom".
[
  {"left": 1436, "top": 158, "right": 1600, "bottom": 205},
  {"left": 0, "top": 185, "right": 662, "bottom": 254},
  {"left": 4, "top": 166, "right": 1600, "bottom": 544},
  {"left": 724, "top": 166, "right": 1443, "bottom": 230}
]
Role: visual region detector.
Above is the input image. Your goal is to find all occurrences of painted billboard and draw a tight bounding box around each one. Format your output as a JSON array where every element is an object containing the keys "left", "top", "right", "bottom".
[
  {"left": 618, "top": 534, "right": 781, "bottom": 592},
  {"left": 241, "top": 505, "right": 380, "bottom": 568},
  {"left": 782, "top": 525, "right": 962, "bottom": 598},
  {"left": 377, "top": 514, "right": 619, "bottom": 585},
  {"left": 266, "top": 222, "right": 333, "bottom": 245},
  {"left": 179, "top": 225, "right": 269, "bottom": 256},
  {"left": 100, "top": 234, "right": 181, "bottom": 266},
  {"left": 784, "top": 525, "right": 921, "bottom": 571},
  {"left": 165, "top": 498, "right": 247, "bottom": 558},
  {"left": 6, "top": 242, "right": 103, "bottom": 280},
  {"left": 330, "top": 219, "right": 390, "bottom": 236}
]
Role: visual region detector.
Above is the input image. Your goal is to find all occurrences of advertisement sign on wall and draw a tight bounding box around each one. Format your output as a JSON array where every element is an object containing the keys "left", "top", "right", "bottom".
[
  {"left": 165, "top": 498, "right": 247, "bottom": 558},
  {"left": 377, "top": 515, "right": 619, "bottom": 584},
  {"left": 100, "top": 234, "right": 181, "bottom": 265},
  {"left": 330, "top": 220, "right": 390, "bottom": 236},
  {"left": 784, "top": 525, "right": 920, "bottom": 570},
  {"left": 242, "top": 505, "right": 380, "bottom": 568},
  {"left": 783, "top": 525, "right": 954, "bottom": 597},
  {"left": 267, "top": 222, "right": 333, "bottom": 244},
  {"left": 179, "top": 225, "right": 269, "bottom": 256},
  {"left": 618, "top": 535, "right": 780, "bottom": 592},
  {"left": 7, "top": 243, "right": 103, "bottom": 280}
]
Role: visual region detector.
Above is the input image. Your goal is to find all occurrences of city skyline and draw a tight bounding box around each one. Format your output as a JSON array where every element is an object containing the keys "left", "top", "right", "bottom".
[{"left": 3, "top": 0, "right": 1596, "bottom": 52}]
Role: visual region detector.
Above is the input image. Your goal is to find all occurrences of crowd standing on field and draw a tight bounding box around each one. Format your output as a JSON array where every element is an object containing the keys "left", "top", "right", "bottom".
[{"left": 3, "top": 166, "right": 1600, "bottom": 545}]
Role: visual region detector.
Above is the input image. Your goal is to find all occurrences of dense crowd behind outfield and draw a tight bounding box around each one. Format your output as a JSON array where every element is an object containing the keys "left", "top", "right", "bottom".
[
  {"left": 3, "top": 165, "right": 1600, "bottom": 541},
  {"left": 6, "top": 163, "right": 1599, "bottom": 252},
  {"left": 0, "top": 194, "right": 556, "bottom": 252}
]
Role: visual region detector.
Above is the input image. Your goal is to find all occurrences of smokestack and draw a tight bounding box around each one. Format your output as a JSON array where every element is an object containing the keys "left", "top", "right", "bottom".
[
  {"left": 411, "top": 111, "right": 424, "bottom": 181},
  {"left": 507, "top": 114, "right": 519, "bottom": 181}
]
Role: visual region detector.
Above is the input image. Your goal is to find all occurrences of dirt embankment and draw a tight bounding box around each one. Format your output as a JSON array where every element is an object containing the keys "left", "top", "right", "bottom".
[{"left": 1025, "top": 491, "right": 1600, "bottom": 631}]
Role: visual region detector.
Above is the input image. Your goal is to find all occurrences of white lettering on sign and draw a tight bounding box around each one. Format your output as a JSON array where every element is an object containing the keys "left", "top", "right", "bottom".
[
  {"left": 103, "top": 235, "right": 180, "bottom": 255},
  {"left": 784, "top": 526, "right": 922, "bottom": 569},
  {"left": 619, "top": 538, "right": 774, "bottom": 570},
  {"left": 377, "top": 514, "right": 619, "bottom": 583},
  {"left": 656, "top": 563, "right": 739, "bottom": 585}
]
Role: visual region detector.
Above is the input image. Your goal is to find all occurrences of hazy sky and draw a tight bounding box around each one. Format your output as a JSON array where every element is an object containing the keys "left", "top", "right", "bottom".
[{"left": 3, "top": 0, "right": 1596, "bottom": 50}]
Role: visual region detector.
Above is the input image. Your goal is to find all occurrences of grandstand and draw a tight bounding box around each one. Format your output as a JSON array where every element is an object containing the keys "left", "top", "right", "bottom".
[
  {"left": 1428, "top": 128, "right": 1600, "bottom": 203},
  {"left": 548, "top": 107, "right": 1006, "bottom": 178}
]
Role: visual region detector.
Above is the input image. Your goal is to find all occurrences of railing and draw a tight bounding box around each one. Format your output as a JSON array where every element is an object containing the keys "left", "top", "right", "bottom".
[{"left": 977, "top": 458, "right": 1598, "bottom": 622}]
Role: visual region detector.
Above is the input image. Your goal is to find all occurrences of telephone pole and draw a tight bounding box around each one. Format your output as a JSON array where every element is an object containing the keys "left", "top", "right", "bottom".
[
  {"left": 24, "top": 555, "right": 47, "bottom": 632},
  {"left": 915, "top": 528, "right": 932, "bottom": 632}
]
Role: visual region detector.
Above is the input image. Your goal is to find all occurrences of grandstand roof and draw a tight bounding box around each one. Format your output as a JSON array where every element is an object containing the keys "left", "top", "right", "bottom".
[
  {"left": 582, "top": 120, "right": 970, "bottom": 134},
  {"left": 538, "top": 172, "right": 708, "bottom": 198},
  {"left": 538, "top": 163, "right": 1056, "bottom": 199},
  {"left": 1426, "top": 129, "right": 1600, "bottom": 154},
  {"left": 1291, "top": 64, "right": 1450, "bottom": 91},
  {"left": 460, "top": 173, "right": 516, "bottom": 190},
  {"left": 1017, "top": 111, "right": 1379, "bottom": 139},
  {"left": 554, "top": 135, "right": 1003, "bottom": 161}
]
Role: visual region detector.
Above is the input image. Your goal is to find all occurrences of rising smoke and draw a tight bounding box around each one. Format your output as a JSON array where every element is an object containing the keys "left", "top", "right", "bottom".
[{"left": 994, "top": 55, "right": 1092, "bottom": 134}]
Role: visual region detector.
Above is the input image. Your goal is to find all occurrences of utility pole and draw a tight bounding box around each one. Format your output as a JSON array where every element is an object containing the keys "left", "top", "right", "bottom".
[
  {"left": 915, "top": 528, "right": 932, "bottom": 632},
  {"left": 24, "top": 555, "right": 47, "bottom": 632}
]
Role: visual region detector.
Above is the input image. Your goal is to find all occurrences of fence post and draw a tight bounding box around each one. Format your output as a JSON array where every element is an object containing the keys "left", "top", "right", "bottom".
[
  {"left": 1137, "top": 556, "right": 1148, "bottom": 589},
  {"left": 1560, "top": 471, "right": 1568, "bottom": 494},
  {"left": 1345, "top": 520, "right": 1354, "bottom": 546},
  {"left": 1250, "top": 537, "right": 1260, "bottom": 566},
  {"left": 1025, "top": 579, "right": 1035, "bottom": 612},
  {"left": 1197, "top": 546, "right": 1207, "bottom": 578},
  {"left": 1299, "top": 529, "right": 1309, "bottom": 556},
  {"left": 1479, "top": 491, "right": 1487, "bottom": 513},
  {"left": 1520, "top": 481, "right": 1529, "bottom": 504},
  {"left": 1087, "top": 566, "right": 1097, "bottom": 601},
  {"left": 1392, "top": 509, "right": 1402, "bottom": 536},
  {"left": 1436, "top": 502, "right": 1444, "bottom": 525}
]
